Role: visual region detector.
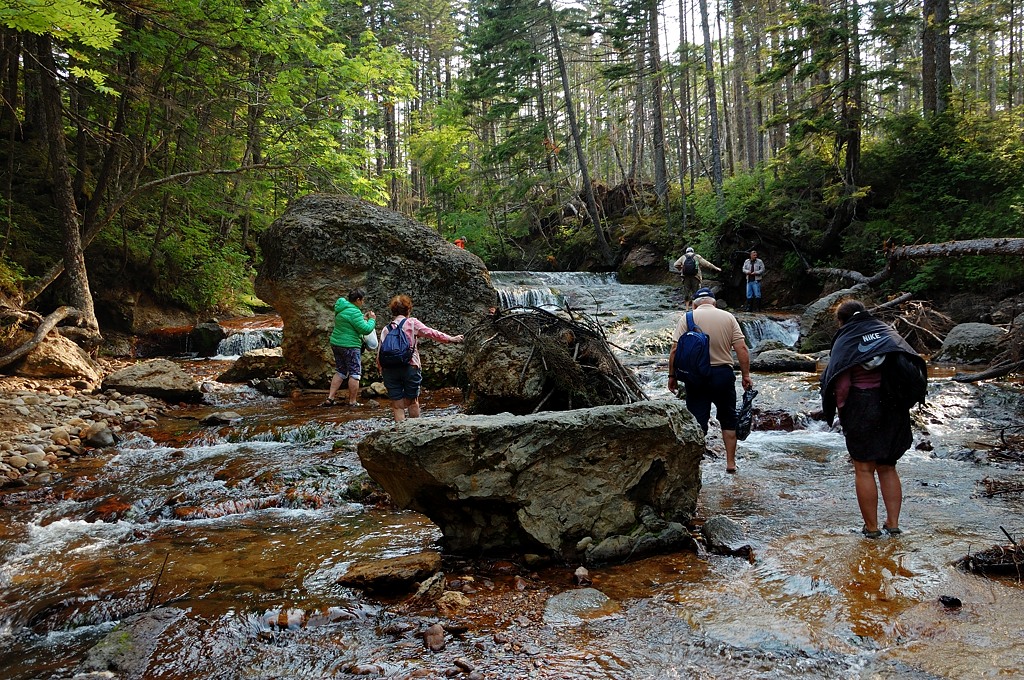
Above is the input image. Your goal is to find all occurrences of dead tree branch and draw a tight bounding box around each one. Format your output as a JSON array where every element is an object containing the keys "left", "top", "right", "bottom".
[{"left": 0, "top": 306, "right": 84, "bottom": 370}]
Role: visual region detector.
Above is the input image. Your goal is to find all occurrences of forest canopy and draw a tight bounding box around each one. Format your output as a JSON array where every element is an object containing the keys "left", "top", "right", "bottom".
[{"left": 0, "top": 0, "right": 1022, "bottom": 328}]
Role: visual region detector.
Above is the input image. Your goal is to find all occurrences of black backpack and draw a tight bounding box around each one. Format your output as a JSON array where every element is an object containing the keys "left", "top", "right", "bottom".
[
  {"left": 680, "top": 254, "right": 698, "bottom": 276},
  {"left": 378, "top": 318, "right": 414, "bottom": 368},
  {"left": 882, "top": 352, "right": 927, "bottom": 410},
  {"left": 672, "top": 311, "right": 712, "bottom": 384}
]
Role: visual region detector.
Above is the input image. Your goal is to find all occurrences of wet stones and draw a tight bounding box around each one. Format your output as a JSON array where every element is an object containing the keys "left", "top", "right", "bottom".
[
  {"left": 701, "top": 515, "right": 753, "bottom": 557},
  {"left": 102, "top": 359, "right": 204, "bottom": 403},
  {"left": 542, "top": 588, "right": 620, "bottom": 626},
  {"left": 0, "top": 378, "right": 165, "bottom": 488},
  {"left": 749, "top": 348, "right": 818, "bottom": 373},
  {"left": 338, "top": 551, "right": 443, "bottom": 594}
]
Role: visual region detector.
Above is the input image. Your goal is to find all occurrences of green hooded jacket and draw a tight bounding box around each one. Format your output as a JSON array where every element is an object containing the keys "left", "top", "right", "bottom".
[{"left": 329, "top": 297, "right": 376, "bottom": 348}]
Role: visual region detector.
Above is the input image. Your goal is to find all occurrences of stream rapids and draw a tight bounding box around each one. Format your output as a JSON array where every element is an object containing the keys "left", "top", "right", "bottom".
[{"left": 1, "top": 272, "right": 1023, "bottom": 679}]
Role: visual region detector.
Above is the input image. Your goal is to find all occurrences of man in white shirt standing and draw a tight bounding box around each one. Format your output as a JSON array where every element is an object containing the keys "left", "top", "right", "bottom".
[{"left": 741, "top": 250, "right": 766, "bottom": 312}]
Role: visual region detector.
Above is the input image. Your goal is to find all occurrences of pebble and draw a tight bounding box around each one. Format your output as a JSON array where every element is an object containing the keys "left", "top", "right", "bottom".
[{"left": 0, "top": 378, "right": 167, "bottom": 486}]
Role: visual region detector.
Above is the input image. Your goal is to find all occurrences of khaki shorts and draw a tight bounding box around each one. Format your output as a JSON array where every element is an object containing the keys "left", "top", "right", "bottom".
[{"left": 680, "top": 275, "right": 701, "bottom": 301}]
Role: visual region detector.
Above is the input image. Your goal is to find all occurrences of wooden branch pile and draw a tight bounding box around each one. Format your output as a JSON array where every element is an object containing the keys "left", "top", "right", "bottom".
[
  {"left": 463, "top": 306, "right": 648, "bottom": 415},
  {"left": 969, "top": 425, "right": 1024, "bottom": 467},
  {"left": 872, "top": 299, "right": 954, "bottom": 354},
  {"left": 956, "top": 527, "right": 1024, "bottom": 578}
]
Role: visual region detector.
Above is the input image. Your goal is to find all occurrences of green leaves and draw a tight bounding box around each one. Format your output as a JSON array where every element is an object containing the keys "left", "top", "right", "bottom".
[{"left": 0, "top": 0, "right": 120, "bottom": 48}]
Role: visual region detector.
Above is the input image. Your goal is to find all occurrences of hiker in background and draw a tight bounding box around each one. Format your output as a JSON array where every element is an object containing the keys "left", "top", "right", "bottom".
[
  {"left": 454, "top": 236, "right": 466, "bottom": 249},
  {"left": 820, "top": 299, "right": 926, "bottom": 538},
  {"left": 378, "top": 294, "right": 464, "bottom": 422},
  {"left": 322, "top": 288, "right": 376, "bottom": 408},
  {"left": 668, "top": 287, "right": 753, "bottom": 474},
  {"left": 673, "top": 247, "right": 721, "bottom": 311},
  {"left": 741, "top": 250, "right": 766, "bottom": 312}
]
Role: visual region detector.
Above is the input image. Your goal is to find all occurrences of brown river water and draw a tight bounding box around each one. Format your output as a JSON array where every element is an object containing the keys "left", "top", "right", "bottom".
[{"left": 1, "top": 275, "right": 1023, "bottom": 679}]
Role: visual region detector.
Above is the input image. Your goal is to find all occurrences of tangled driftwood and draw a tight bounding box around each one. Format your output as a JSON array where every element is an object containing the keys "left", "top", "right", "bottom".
[
  {"left": 956, "top": 527, "right": 1024, "bottom": 578},
  {"left": 871, "top": 298, "right": 955, "bottom": 354},
  {"left": 808, "top": 237, "right": 1024, "bottom": 381},
  {"left": 0, "top": 305, "right": 91, "bottom": 371},
  {"left": 462, "top": 306, "right": 647, "bottom": 415}
]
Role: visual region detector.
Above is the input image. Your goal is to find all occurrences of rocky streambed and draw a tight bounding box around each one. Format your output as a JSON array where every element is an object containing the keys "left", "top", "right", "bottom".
[{"left": 0, "top": 374, "right": 172, "bottom": 489}]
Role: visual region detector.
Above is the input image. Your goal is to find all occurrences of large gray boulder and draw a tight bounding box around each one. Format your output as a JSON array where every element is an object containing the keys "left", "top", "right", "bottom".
[
  {"left": 933, "top": 322, "right": 1008, "bottom": 364},
  {"left": 798, "top": 285, "right": 868, "bottom": 352},
  {"left": 102, "top": 359, "right": 204, "bottom": 403},
  {"left": 216, "top": 347, "right": 284, "bottom": 383},
  {"left": 357, "top": 400, "right": 704, "bottom": 562},
  {"left": 749, "top": 348, "right": 818, "bottom": 373},
  {"left": 254, "top": 193, "right": 496, "bottom": 387}
]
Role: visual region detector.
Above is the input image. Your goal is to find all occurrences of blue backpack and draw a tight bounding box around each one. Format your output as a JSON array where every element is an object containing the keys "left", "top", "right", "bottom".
[
  {"left": 672, "top": 311, "right": 712, "bottom": 384},
  {"left": 378, "top": 319, "right": 414, "bottom": 368}
]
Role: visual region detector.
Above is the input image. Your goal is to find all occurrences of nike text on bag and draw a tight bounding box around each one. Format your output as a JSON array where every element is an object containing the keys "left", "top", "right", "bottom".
[
  {"left": 672, "top": 311, "right": 712, "bottom": 384},
  {"left": 680, "top": 254, "right": 698, "bottom": 276},
  {"left": 882, "top": 352, "right": 927, "bottom": 410},
  {"left": 379, "top": 319, "right": 414, "bottom": 368}
]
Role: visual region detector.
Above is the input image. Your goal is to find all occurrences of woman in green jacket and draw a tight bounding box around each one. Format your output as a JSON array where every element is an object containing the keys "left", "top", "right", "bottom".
[{"left": 322, "top": 288, "right": 376, "bottom": 407}]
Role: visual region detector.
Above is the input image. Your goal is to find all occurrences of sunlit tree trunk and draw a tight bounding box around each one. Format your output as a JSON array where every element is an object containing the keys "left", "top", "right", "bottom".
[{"left": 32, "top": 34, "right": 100, "bottom": 345}]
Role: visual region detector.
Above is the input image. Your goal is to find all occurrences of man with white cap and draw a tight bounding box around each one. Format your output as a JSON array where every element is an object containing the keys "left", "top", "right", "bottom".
[
  {"left": 668, "top": 287, "right": 753, "bottom": 473},
  {"left": 672, "top": 247, "right": 721, "bottom": 310}
]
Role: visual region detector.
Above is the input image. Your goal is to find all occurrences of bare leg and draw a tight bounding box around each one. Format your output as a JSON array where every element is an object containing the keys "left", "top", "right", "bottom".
[
  {"left": 407, "top": 398, "right": 421, "bottom": 418},
  {"left": 853, "top": 460, "right": 880, "bottom": 532},
  {"left": 391, "top": 398, "right": 407, "bottom": 422},
  {"left": 722, "top": 429, "right": 738, "bottom": 471},
  {"left": 327, "top": 373, "right": 344, "bottom": 401},
  {"left": 347, "top": 377, "right": 360, "bottom": 405},
  {"left": 876, "top": 464, "right": 903, "bottom": 530}
]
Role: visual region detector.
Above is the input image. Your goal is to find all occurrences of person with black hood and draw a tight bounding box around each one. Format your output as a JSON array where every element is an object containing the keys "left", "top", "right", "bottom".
[{"left": 820, "top": 299, "right": 927, "bottom": 538}]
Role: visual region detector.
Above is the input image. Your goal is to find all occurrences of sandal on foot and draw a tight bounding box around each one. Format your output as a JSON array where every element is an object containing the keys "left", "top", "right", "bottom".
[
  {"left": 883, "top": 526, "right": 903, "bottom": 535},
  {"left": 861, "top": 526, "right": 883, "bottom": 539},
  {"left": 319, "top": 398, "right": 336, "bottom": 407},
  {"left": 347, "top": 401, "right": 363, "bottom": 408},
  {"left": 726, "top": 468, "right": 737, "bottom": 474}
]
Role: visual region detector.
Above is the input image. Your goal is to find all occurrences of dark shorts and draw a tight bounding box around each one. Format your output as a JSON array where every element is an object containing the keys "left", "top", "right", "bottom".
[
  {"left": 839, "top": 387, "right": 912, "bottom": 465},
  {"left": 382, "top": 364, "right": 423, "bottom": 402},
  {"left": 684, "top": 365, "right": 738, "bottom": 433},
  {"left": 331, "top": 345, "right": 362, "bottom": 380}
]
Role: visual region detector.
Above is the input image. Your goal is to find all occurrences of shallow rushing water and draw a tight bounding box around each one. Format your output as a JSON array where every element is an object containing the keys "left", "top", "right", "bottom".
[{"left": 1, "top": 275, "right": 1023, "bottom": 679}]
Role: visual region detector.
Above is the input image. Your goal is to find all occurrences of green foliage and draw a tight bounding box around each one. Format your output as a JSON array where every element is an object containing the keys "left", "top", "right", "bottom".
[
  {"left": 0, "top": 0, "right": 120, "bottom": 48},
  {"left": 0, "top": 256, "right": 28, "bottom": 299}
]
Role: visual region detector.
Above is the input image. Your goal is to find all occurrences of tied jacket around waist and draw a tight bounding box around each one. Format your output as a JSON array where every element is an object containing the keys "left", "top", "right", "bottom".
[{"left": 819, "top": 312, "right": 925, "bottom": 425}]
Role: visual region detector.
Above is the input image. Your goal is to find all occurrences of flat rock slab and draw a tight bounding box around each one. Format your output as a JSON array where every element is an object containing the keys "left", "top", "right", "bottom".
[{"left": 358, "top": 400, "right": 705, "bottom": 561}]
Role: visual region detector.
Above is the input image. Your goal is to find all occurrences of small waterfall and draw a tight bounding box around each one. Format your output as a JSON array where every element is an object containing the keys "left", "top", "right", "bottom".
[
  {"left": 216, "top": 328, "right": 283, "bottom": 357},
  {"left": 490, "top": 271, "right": 622, "bottom": 311},
  {"left": 741, "top": 316, "right": 800, "bottom": 348},
  {"left": 496, "top": 286, "right": 565, "bottom": 309}
]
